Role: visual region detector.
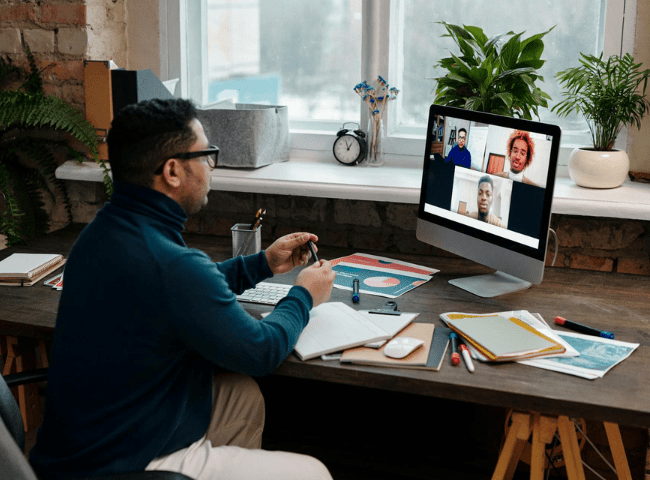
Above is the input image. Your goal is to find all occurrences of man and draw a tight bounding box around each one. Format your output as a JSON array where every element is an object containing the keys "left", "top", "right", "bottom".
[
  {"left": 465, "top": 175, "right": 505, "bottom": 228},
  {"left": 494, "top": 130, "right": 538, "bottom": 186},
  {"left": 445, "top": 127, "right": 471, "bottom": 168},
  {"left": 30, "top": 98, "right": 335, "bottom": 480}
]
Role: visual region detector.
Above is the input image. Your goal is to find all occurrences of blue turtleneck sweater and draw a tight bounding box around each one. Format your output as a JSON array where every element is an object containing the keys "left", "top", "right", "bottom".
[{"left": 30, "top": 181, "right": 312, "bottom": 479}]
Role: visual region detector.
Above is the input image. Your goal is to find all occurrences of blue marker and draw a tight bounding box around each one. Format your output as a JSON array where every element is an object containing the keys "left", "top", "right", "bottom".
[{"left": 352, "top": 278, "right": 360, "bottom": 303}]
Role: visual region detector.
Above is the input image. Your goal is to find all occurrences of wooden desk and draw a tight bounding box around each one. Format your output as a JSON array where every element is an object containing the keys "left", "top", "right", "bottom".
[{"left": 1, "top": 224, "right": 649, "bottom": 477}]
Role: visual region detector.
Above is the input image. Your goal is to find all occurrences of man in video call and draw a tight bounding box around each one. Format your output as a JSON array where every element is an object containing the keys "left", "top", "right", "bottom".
[
  {"left": 494, "top": 129, "right": 538, "bottom": 186},
  {"left": 465, "top": 175, "right": 505, "bottom": 228},
  {"left": 445, "top": 127, "right": 472, "bottom": 168}
]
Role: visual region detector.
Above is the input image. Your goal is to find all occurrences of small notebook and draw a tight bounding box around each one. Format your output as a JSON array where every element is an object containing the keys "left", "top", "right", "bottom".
[
  {"left": 0, "top": 253, "right": 66, "bottom": 287},
  {"left": 340, "top": 323, "right": 448, "bottom": 371},
  {"left": 446, "top": 315, "right": 565, "bottom": 362},
  {"left": 291, "top": 302, "right": 392, "bottom": 361}
]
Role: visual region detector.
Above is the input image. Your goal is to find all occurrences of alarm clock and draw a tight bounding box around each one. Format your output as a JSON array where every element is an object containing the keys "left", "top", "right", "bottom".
[{"left": 333, "top": 122, "right": 367, "bottom": 165}]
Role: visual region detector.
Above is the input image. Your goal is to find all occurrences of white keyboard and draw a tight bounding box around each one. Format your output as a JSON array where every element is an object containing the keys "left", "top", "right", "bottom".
[{"left": 236, "top": 282, "right": 292, "bottom": 305}]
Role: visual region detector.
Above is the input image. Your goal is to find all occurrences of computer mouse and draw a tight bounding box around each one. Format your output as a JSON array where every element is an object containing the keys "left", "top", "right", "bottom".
[{"left": 383, "top": 337, "right": 425, "bottom": 359}]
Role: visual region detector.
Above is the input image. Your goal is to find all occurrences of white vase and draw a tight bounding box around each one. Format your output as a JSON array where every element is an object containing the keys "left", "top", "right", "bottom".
[{"left": 568, "top": 148, "right": 629, "bottom": 189}]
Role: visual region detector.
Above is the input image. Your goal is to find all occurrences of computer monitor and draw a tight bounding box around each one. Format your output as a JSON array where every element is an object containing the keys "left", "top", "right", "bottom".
[{"left": 416, "top": 105, "right": 561, "bottom": 298}]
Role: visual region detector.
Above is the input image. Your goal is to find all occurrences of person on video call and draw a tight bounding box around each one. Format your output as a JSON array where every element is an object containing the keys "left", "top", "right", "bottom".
[
  {"left": 465, "top": 175, "right": 505, "bottom": 228},
  {"left": 445, "top": 127, "right": 472, "bottom": 168},
  {"left": 494, "top": 129, "right": 538, "bottom": 186},
  {"left": 30, "top": 98, "right": 336, "bottom": 480}
]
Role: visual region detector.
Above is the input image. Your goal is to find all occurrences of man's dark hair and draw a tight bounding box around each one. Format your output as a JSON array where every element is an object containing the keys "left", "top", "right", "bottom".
[
  {"left": 107, "top": 98, "right": 198, "bottom": 187},
  {"left": 478, "top": 175, "right": 493, "bottom": 189},
  {"left": 458, "top": 128, "right": 467, "bottom": 136}
]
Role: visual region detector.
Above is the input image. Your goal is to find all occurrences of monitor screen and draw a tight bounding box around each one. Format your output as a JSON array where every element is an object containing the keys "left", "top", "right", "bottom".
[{"left": 416, "top": 105, "right": 561, "bottom": 297}]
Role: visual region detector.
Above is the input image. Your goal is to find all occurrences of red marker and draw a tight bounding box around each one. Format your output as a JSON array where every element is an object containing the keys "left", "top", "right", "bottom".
[
  {"left": 459, "top": 343, "right": 475, "bottom": 373},
  {"left": 450, "top": 332, "right": 460, "bottom": 366}
]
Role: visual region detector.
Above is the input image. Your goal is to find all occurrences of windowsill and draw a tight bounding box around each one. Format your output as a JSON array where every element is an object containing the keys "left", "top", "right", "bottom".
[{"left": 56, "top": 157, "right": 650, "bottom": 221}]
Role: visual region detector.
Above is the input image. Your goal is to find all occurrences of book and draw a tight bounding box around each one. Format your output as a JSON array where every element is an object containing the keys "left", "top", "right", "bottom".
[
  {"left": 444, "top": 314, "right": 565, "bottom": 362},
  {"left": 340, "top": 322, "right": 449, "bottom": 371},
  {"left": 0, "top": 253, "right": 66, "bottom": 287},
  {"left": 357, "top": 310, "right": 419, "bottom": 348},
  {"left": 292, "top": 302, "right": 393, "bottom": 361}
]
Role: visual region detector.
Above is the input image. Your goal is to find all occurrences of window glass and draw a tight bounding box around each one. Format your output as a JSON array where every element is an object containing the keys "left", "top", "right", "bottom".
[
  {"left": 398, "top": 0, "right": 606, "bottom": 139},
  {"left": 206, "top": 0, "right": 362, "bottom": 122}
]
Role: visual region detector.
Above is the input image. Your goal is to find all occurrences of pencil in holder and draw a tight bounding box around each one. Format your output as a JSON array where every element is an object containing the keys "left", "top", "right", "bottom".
[{"left": 231, "top": 223, "right": 262, "bottom": 257}]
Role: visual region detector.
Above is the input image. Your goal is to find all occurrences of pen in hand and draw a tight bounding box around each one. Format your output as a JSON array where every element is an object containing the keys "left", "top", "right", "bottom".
[{"left": 307, "top": 240, "right": 319, "bottom": 263}]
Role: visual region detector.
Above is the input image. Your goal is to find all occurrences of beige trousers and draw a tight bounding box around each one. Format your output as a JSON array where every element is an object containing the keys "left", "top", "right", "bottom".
[{"left": 146, "top": 373, "right": 332, "bottom": 480}]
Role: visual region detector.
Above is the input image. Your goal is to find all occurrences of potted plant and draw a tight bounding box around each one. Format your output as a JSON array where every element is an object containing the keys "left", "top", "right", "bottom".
[
  {"left": 433, "top": 22, "right": 553, "bottom": 120},
  {"left": 0, "top": 48, "right": 110, "bottom": 247},
  {"left": 552, "top": 52, "right": 650, "bottom": 188}
]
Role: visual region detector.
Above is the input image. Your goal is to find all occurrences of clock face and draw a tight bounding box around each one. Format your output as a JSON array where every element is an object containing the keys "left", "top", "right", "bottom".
[{"left": 333, "top": 134, "right": 363, "bottom": 164}]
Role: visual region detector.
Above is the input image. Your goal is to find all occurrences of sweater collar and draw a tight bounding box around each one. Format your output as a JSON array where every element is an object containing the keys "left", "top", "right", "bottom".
[{"left": 109, "top": 180, "right": 188, "bottom": 231}]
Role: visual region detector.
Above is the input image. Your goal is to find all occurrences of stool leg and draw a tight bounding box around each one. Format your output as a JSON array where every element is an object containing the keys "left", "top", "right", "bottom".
[
  {"left": 603, "top": 422, "right": 632, "bottom": 480},
  {"left": 492, "top": 411, "right": 531, "bottom": 480},
  {"left": 530, "top": 413, "right": 557, "bottom": 480},
  {"left": 557, "top": 416, "right": 586, "bottom": 480}
]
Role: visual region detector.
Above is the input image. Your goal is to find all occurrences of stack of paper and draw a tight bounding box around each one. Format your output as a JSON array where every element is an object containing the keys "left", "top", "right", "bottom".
[
  {"left": 442, "top": 313, "right": 566, "bottom": 362},
  {"left": 0, "top": 253, "right": 66, "bottom": 287}
]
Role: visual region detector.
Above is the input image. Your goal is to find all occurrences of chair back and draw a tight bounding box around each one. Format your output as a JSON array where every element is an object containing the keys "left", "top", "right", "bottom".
[
  {"left": 0, "top": 374, "right": 24, "bottom": 451},
  {"left": 0, "top": 376, "right": 37, "bottom": 480}
]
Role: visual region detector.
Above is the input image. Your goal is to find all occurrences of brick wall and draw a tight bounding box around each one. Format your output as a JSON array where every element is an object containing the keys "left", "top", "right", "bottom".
[{"left": 63, "top": 181, "right": 650, "bottom": 276}]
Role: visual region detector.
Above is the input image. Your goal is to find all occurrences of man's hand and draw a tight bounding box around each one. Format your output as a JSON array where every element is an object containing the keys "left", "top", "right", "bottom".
[
  {"left": 295, "top": 260, "right": 336, "bottom": 307},
  {"left": 265, "top": 232, "right": 318, "bottom": 275}
]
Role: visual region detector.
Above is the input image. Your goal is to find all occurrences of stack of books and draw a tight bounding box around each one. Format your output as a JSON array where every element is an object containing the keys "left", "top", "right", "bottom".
[
  {"left": 441, "top": 312, "right": 565, "bottom": 362},
  {"left": 0, "top": 253, "right": 66, "bottom": 287}
]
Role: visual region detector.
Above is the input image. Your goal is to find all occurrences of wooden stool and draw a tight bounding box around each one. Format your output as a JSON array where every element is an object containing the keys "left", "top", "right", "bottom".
[
  {"left": 0, "top": 335, "right": 49, "bottom": 431},
  {"left": 492, "top": 410, "right": 632, "bottom": 480}
]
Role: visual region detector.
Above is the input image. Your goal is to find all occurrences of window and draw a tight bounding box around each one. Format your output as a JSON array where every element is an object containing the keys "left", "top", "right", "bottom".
[{"left": 173, "top": 0, "right": 634, "bottom": 165}]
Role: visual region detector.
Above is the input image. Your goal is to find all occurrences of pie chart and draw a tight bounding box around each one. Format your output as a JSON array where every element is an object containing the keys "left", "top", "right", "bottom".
[{"left": 363, "top": 276, "right": 400, "bottom": 288}]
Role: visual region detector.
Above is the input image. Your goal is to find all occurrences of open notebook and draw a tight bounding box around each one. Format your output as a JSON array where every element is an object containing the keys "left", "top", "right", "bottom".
[{"left": 262, "top": 302, "right": 419, "bottom": 361}]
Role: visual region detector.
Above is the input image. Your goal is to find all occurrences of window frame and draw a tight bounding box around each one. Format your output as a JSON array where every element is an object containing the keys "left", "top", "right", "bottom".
[{"left": 163, "top": 0, "right": 636, "bottom": 167}]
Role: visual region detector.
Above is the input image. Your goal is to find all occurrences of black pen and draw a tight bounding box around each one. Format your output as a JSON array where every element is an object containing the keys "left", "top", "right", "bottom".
[
  {"left": 307, "top": 240, "right": 319, "bottom": 263},
  {"left": 352, "top": 278, "right": 360, "bottom": 303}
]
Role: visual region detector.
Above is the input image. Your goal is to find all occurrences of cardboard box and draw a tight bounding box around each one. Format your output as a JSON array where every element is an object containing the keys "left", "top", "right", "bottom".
[{"left": 196, "top": 104, "right": 289, "bottom": 168}]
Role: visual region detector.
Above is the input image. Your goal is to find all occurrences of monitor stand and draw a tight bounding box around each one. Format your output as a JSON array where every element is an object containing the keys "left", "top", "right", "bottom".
[{"left": 449, "top": 271, "right": 532, "bottom": 298}]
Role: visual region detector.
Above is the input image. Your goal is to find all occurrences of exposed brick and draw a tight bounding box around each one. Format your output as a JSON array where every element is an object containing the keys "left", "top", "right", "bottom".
[
  {"left": 569, "top": 254, "right": 614, "bottom": 272},
  {"left": 41, "top": 59, "right": 84, "bottom": 82},
  {"left": 41, "top": 4, "right": 86, "bottom": 25},
  {"left": 199, "top": 216, "right": 233, "bottom": 237},
  {"left": 0, "top": 28, "right": 22, "bottom": 54},
  {"left": 386, "top": 203, "right": 417, "bottom": 230},
  {"left": 61, "top": 83, "right": 85, "bottom": 106},
  {"left": 617, "top": 256, "right": 650, "bottom": 275},
  {"left": 334, "top": 200, "right": 382, "bottom": 227},
  {"left": 23, "top": 29, "right": 55, "bottom": 53},
  {"left": 57, "top": 28, "right": 87, "bottom": 55},
  {"left": 556, "top": 218, "right": 644, "bottom": 250},
  {"left": 0, "top": 4, "right": 38, "bottom": 23}
]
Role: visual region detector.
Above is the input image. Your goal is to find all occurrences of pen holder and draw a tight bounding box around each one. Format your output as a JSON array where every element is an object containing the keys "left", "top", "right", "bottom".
[{"left": 231, "top": 223, "right": 262, "bottom": 257}]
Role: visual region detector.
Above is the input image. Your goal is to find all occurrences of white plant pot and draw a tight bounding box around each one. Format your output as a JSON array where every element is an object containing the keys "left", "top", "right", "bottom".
[{"left": 568, "top": 148, "right": 629, "bottom": 189}]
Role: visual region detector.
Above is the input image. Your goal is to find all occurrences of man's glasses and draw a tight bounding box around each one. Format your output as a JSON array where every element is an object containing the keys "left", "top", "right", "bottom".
[
  {"left": 458, "top": 135, "right": 466, "bottom": 140},
  {"left": 154, "top": 145, "right": 219, "bottom": 175}
]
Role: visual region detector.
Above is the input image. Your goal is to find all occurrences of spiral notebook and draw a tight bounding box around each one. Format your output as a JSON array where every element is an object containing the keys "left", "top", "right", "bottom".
[{"left": 0, "top": 253, "right": 66, "bottom": 286}]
